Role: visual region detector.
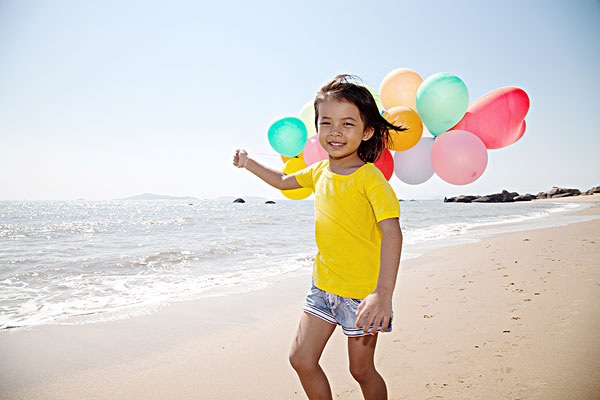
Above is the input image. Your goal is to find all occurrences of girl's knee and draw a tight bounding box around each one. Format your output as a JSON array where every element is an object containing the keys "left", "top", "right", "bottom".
[
  {"left": 349, "top": 363, "right": 378, "bottom": 384},
  {"left": 289, "top": 349, "right": 318, "bottom": 374}
]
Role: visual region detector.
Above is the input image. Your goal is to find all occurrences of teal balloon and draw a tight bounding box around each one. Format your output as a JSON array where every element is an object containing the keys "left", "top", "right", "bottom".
[
  {"left": 268, "top": 117, "right": 308, "bottom": 157},
  {"left": 416, "top": 73, "right": 469, "bottom": 136}
]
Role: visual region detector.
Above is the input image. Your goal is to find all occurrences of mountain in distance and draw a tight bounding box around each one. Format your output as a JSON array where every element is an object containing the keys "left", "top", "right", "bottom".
[{"left": 120, "top": 193, "right": 198, "bottom": 201}]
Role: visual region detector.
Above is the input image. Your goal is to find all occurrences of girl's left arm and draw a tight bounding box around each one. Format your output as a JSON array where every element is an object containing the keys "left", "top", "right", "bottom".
[{"left": 355, "top": 217, "right": 403, "bottom": 334}]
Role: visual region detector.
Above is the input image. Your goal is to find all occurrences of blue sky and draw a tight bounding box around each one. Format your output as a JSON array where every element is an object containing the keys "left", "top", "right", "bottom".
[{"left": 1, "top": 0, "right": 598, "bottom": 200}]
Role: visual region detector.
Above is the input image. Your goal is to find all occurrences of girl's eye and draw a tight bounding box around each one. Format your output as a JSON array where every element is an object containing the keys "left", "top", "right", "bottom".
[
  {"left": 319, "top": 122, "right": 330, "bottom": 126},
  {"left": 344, "top": 123, "right": 354, "bottom": 127}
]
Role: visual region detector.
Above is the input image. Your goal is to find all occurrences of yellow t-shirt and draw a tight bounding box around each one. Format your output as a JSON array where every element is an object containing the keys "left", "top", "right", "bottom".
[{"left": 295, "top": 160, "right": 400, "bottom": 299}]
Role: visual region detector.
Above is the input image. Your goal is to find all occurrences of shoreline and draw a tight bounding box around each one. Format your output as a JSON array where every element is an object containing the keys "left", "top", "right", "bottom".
[{"left": 1, "top": 195, "right": 599, "bottom": 399}]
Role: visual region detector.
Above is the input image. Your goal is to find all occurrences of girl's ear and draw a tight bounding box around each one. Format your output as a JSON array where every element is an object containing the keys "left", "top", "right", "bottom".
[{"left": 362, "top": 127, "right": 375, "bottom": 141}]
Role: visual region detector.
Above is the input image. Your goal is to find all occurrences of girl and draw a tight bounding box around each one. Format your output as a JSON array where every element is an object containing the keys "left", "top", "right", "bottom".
[{"left": 233, "top": 75, "right": 404, "bottom": 400}]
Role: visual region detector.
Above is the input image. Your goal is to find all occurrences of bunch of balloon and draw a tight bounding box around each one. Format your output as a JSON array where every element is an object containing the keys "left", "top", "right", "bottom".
[
  {"left": 266, "top": 67, "right": 529, "bottom": 194},
  {"left": 380, "top": 68, "right": 529, "bottom": 186}
]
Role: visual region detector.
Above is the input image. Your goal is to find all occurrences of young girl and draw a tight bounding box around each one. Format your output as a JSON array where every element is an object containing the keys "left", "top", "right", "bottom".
[{"left": 233, "top": 75, "right": 404, "bottom": 400}]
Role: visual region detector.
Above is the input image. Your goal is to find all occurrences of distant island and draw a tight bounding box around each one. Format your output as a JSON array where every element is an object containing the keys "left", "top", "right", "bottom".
[{"left": 119, "top": 193, "right": 198, "bottom": 201}]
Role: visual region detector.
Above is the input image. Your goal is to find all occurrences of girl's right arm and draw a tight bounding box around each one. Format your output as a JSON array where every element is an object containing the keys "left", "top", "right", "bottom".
[{"left": 233, "top": 149, "right": 302, "bottom": 191}]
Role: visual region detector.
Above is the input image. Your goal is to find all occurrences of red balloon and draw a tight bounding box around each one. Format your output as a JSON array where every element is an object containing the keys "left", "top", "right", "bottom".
[
  {"left": 374, "top": 148, "right": 394, "bottom": 181},
  {"left": 451, "top": 87, "right": 529, "bottom": 149}
]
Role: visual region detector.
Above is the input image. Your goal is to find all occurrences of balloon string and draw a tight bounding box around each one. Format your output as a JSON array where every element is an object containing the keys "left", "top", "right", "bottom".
[{"left": 253, "top": 152, "right": 281, "bottom": 157}]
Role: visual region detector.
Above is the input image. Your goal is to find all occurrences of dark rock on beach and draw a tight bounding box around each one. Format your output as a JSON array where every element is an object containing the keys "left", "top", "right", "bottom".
[
  {"left": 444, "top": 186, "right": 597, "bottom": 203},
  {"left": 514, "top": 194, "right": 535, "bottom": 202},
  {"left": 233, "top": 198, "right": 246, "bottom": 203},
  {"left": 265, "top": 201, "right": 276, "bottom": 204}
]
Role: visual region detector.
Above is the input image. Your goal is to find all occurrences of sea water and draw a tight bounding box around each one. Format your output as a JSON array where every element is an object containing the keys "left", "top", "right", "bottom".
[{"left": 0, "top": 199, "right": 588, "bottom": 329}]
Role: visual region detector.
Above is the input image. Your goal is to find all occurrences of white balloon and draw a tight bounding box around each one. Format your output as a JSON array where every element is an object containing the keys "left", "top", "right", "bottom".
[{"left": 393, "top": 138, "right": 435, "bottom": 185}]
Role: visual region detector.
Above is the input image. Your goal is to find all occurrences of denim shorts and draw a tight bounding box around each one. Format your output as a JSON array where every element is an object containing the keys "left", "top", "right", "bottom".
[{"left": 303, "top": 281, "right": 393, "bottom": 337}]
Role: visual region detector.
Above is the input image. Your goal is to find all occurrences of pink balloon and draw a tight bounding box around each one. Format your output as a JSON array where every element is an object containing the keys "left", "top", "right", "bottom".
[
  {"left": 303, "top": 136, "right": 329, "bottom": 166},
  {"left": 451, "top": 87, "right": 529, "bottom": 149},
  {"left": 431, "top": 130, "right": 488, "bottom": 185},
  {"left": 374, "top": 148, "right": 394, "bottom": 181}
]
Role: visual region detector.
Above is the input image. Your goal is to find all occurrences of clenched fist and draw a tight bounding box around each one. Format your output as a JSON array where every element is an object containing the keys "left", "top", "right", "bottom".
[{"left": 233, "top": 149, "right": 249, "bottom": 168}]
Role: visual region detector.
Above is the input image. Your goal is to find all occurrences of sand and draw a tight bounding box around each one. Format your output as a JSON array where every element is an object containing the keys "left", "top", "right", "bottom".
[{"left": 1, "top": 195, "right": 599, "bottom": 399}]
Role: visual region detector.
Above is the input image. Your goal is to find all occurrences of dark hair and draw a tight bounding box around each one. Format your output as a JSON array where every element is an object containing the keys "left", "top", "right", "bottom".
[{"left": 314, "top": 74, "right": 407, "bottom": 163}]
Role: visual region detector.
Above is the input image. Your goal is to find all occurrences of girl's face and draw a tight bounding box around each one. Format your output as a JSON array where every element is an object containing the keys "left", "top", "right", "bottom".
[{"left": 317, "top": 99, "right": 374, "bottom": 162}]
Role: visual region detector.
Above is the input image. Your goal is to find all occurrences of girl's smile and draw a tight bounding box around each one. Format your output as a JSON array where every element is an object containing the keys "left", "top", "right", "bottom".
[{"left": 317, "top": 99, "right": 374, "bottom": 165}]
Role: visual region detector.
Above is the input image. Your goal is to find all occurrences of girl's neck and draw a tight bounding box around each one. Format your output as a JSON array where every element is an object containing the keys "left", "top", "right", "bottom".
[{"left": 327, "top": 154, "right": 366, "bottom": 175}]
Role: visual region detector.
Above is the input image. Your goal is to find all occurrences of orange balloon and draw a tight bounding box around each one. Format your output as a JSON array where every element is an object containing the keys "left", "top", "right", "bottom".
[
  {"left": 379, "top": 68, "right": 423, "bottom": 111},
  {"left": 281, "top": 151, "right": 304, "bottom": 164},
  {"left": 383, "top": 106, "right": 423, "bottom": 151}
]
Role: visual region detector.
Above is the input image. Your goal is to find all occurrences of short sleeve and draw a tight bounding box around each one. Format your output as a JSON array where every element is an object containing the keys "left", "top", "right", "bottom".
[
  {"left": 294, "top": 163, "right": 316, "bottom": 189},
  {"left": 364, "top": 167, "right": 400, "bottom": 222}
]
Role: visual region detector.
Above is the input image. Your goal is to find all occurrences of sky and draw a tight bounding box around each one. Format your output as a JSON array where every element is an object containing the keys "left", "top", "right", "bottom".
[{"left": 1, "top": 0, "right": 598, "bottom": 200}]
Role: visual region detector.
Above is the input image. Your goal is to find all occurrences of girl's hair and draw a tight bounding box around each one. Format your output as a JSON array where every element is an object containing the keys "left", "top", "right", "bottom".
[{"left": 314, "top": 74, "right": 407, "bottom": 163}]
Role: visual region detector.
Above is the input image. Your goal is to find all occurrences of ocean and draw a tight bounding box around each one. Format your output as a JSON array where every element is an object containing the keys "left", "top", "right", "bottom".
[{"left": 0, "top": 198, "right": 589, "bottom": 330}]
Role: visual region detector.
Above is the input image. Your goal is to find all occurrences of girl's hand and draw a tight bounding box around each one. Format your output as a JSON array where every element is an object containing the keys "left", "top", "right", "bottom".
[
  {"left": 355, "top": 291, "right": 392, "bottom": 335},
  {"left": 233, "top": 149, "right": 249, "bottom": 168}
]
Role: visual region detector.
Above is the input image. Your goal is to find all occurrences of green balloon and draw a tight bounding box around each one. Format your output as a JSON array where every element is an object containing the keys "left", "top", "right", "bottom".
[
  {"left": 363, "top": 85, "right": 385, "bottom": 113},
  {"left": 268, "top": 117, "right": 308, "bottom": 157},
  {"left": 416, "top": 73, "right": 469, "bottom": 136}
]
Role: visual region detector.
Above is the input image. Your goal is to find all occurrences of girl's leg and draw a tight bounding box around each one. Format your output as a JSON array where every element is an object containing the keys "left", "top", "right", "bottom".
[
  {"left": 347, "top": 334, "right": 387, "bottom": 400},
  {"left": 289, "top": 312, "right": 337, "bottom": 400}
]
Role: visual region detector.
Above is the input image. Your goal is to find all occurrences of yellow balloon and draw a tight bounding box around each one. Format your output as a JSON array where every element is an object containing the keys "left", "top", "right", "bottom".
[
  {"left": 281, "top": 158, "right": 312, "bottom": 200},
  {"left": 379, "top": 68, "right": 423, "bottom": 111},
  {"left": 299, "top": 100, "right": 317, "bottom": 138},
  {"left": 383, "top": 106, "right": 423, "bottom": 151},
  {"left": 281, "top": 151, "right": 304, "bottom": 164}
]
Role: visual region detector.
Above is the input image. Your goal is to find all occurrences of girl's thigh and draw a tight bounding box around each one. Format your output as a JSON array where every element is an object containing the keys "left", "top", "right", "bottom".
[
  {"left": 290, "top": 312, "right": 337, "bottom": 363},
  {"left": 347, "top": 333, "right": 378, "bottom": 368}
]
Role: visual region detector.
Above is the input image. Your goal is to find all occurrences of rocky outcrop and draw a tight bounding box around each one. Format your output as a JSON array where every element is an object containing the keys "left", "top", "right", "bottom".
[
  {"left": 514, "top": 194, "right": 535, "bottom": 202},
  {"left": 444, "top": 186, "right": 597, "bottom": 203}
]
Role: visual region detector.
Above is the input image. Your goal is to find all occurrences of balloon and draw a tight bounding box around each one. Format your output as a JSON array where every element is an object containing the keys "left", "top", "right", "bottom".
[
  {"left": 303, "top": 136, "right": 329, "bottom": 166},
  {"left": 281, "top": 158, "right": 312, "bottom": 200},
  {"left": 416, "top": 73, "right": 469, "bottom": 136},
  {"left": 268, "top": 117, "right": 307, "bottom": 157},
  {"left": 299, "top": 100, "right": 317, "bottom": 138},
  {"left": 373, "top": 148, "right": 394, "bottom": 181},
  {"left": 383, "top": 106, "right": 423, "bottom": 151},
  {"left": 281, "top": 151, "right": 304, "bottom": 164},
  {"left": 363, "top": 85, "right": 385, "bottom": 113},
  {"left": 379, "top": 68, "right": 423, "bottom": 111},
  {"left": 431, "top": 130, "right": 488, "bottom": 185},
  {"left": 393, "top": 138, "right": 435, "bottom": 185},
  {"left": 451, "top": 87, "right": 529, "bottom": 149}
]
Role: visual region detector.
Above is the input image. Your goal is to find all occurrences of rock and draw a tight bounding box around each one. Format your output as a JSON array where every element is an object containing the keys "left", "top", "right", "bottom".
[
  {"left": 444, "top": 195, "right": 478, "bottom": 203},
  {"left": 545, "top": 187, "right": 580, "bottom": 198},
  {"left": 472, "top": 196, "right": 491, "bottom": 203},
  {"left": 536, "top": 192, "right": 547, "bottom": 199},
  {"left": 233, "top": 198, "right": 246, "bottom": 203},
  {"left": 552, "top": 192, "right": 577, "bottom": 198},
  {"left": 514, "top": 194, "right": 534, "bottom": 201},
  {"left": 583, "top": 186, "right": 600, "bottom": 195},
  {"left": 457, "top": 195, "right": 479, "bottom": 203},
  {"left": 265, "top": 201, "right": 276, "bottom": 204}
]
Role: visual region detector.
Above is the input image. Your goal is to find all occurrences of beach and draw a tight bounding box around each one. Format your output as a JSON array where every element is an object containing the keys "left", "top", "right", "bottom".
[{"left": 1, "top": 195, "right": 599, "bottom": 399}]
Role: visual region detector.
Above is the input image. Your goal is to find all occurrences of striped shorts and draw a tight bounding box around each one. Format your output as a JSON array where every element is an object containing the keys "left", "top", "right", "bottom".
[{"left": 303, "top": 281, "right": 393, "bottom": 337}]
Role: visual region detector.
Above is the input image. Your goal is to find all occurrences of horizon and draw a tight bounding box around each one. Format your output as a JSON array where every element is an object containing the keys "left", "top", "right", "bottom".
[{"left": 1, "top": 1, "right": 599, "bottom": 201}]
